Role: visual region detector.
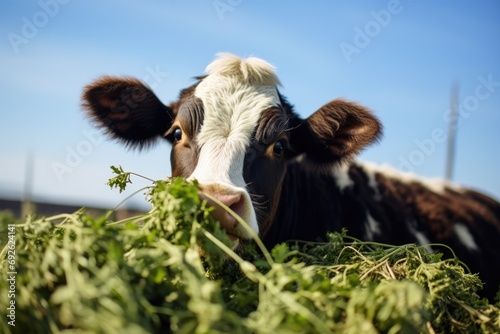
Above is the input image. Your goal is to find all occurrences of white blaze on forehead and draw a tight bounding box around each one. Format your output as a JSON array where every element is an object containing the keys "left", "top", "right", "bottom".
[
  {"left": 195, "top": 53, "right": 281, "bottom": 150},
  {"left": 191, "top": 54, "right": 281, "bottom": 185},
  {"left": 189, "top": 53, "right": 282, "bottom": 234}
]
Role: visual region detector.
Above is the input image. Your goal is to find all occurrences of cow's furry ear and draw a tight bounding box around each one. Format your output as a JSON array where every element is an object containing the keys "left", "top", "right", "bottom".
[
  {"left": 289, "top": 99, "right": 382, "bottom": 165},
  {"left": 82, "top": 76, "right": 174, "bottom": 149}
]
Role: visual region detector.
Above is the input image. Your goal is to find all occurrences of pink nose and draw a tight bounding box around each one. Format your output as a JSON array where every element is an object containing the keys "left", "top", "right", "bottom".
[{"left": 199, "top": 188, "right": 246, "bottom": 238}]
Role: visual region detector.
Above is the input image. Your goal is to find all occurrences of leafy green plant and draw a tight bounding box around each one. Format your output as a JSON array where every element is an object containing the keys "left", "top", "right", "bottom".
[{"left": 0, "top": 166, "right": 499, "bottom": 333}]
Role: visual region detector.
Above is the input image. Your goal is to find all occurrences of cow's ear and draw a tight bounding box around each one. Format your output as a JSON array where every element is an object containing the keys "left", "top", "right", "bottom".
[
  {"left": 288, "top": 99, "right": 382, "bottom": 164},
  {"left": 82, "top": 76, "right": 174, "bottom": 149}
]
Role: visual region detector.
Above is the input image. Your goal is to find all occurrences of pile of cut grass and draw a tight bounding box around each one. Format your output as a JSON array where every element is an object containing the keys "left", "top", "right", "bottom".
[{"left": 0, "top": 166, "right": 499, "bottom": 333}]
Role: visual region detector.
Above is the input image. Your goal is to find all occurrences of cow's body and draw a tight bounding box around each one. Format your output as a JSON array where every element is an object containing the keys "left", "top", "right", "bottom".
[
  {"left": 82, "top": 53, "right": 500, "bottom": 300},
  {"left": 268, "top": 160, "right": 500, "bottom": 298}
]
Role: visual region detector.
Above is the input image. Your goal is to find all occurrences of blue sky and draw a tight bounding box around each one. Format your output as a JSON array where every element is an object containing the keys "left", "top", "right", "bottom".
[{"left": 1, "top": 0, "right": 499, "bottom": 210}]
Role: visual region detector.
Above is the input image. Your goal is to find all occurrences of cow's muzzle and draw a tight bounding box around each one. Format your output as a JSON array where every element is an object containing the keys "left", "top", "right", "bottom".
[{"left": 198, "top": 184, "right": 255, "bottom": 248}]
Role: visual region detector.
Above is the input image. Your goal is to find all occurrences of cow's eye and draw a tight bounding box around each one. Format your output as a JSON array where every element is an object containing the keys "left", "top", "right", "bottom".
[
  {"left": 173, "top": 128, "right": 182, "bottom": 141},
  {"left": 273, "top": 140, "right": 286, "bottom": 156}
]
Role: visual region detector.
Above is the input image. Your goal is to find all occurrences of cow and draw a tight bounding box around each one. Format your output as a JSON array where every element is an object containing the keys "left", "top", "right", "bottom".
[{"left": 82, "top": 53, "right": 500, "bottom": 300}]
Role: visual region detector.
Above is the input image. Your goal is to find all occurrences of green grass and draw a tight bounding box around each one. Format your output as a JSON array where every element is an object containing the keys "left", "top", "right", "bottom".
[{"left": 0, "top": 166, "right": 499, "bottom": 333}]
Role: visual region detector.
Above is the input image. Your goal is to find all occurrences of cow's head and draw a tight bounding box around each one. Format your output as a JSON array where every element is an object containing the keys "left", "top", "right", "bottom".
[{"left": 82, "top": 53, "right": 381, "bottom": 247}]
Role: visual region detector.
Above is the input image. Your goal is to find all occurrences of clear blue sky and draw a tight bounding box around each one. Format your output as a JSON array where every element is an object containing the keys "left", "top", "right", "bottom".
[{"left": 1, "top": 0, "right": 499, "bottom": 210}]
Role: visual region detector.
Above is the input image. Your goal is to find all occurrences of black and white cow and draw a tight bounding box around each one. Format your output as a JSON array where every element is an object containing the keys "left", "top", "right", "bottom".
[{"left": 82, "top": 53, "right": 500, "bottom": 300}]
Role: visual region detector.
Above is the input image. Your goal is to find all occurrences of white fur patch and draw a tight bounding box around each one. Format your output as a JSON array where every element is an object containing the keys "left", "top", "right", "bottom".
[
  {"left": 364, "top": 213, "right": 381, "bottom": 240},
  {"left": 406, "top": 220, "right": 433, "bottom": 253},
  {"left": 454, "top": 223, "right": 479, "bottom": 251},
  {"left": 331, "top": 163, "right": 354, "bottom": 191},
  {"left": 358, "top": 162, "right": 381, "bottom": 200},
  {"left": 189, "top": 53, "right": 281, "bottom": 235},
  {"left": 414, "top": 231, "right": 433, "bottom": 253},
  {"left": 357, "top": 161, "right": 463, "bottom": 194}
]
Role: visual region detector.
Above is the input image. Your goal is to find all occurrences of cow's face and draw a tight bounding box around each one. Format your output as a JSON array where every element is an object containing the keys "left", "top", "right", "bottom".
[{"left": 82, "top": 53, "right": 382, "bottom": 247}]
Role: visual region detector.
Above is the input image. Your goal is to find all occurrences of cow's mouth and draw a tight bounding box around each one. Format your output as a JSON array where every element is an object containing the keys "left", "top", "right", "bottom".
[{"left": 198, "top": 185, "right": 258, "bottom": 246}]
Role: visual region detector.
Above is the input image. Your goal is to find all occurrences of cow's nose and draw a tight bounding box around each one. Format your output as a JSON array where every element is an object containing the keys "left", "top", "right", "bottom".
[{"left": 199, "top": 188, "right": 246, "bottom": 242}]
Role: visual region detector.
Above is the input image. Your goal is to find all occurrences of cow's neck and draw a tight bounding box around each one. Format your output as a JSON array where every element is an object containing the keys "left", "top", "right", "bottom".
[{"left": 263, "top": 160, "right": 347, "bottom": 247}]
